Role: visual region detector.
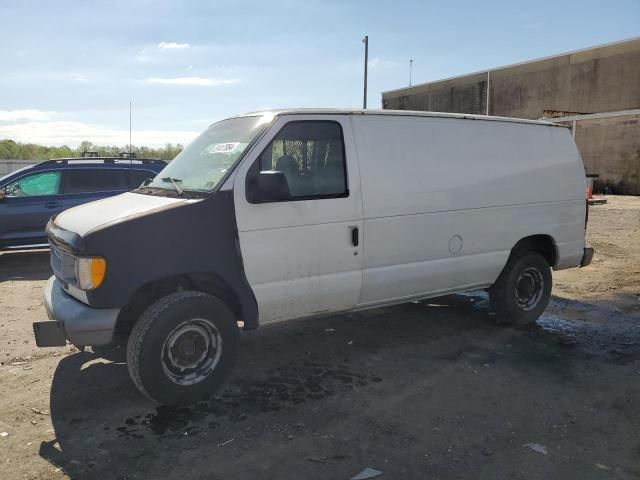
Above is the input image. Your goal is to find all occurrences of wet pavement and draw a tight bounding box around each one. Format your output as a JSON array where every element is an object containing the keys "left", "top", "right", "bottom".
[{"left": 23, "top": 293, "right": 639, "bottom": 479}]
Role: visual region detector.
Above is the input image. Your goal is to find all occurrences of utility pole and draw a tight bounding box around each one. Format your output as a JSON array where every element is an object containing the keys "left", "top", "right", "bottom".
[
  {"left": 409, "top": 59, "right": 413, "bottom": 86},
  {"left": 362, "top": 35, "right": 368, "bottom": 109}
]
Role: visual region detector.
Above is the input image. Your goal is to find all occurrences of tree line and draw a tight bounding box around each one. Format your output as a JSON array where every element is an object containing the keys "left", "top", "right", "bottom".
[{"left": 0, "top": 139, "right": 183, "bottom": 161}]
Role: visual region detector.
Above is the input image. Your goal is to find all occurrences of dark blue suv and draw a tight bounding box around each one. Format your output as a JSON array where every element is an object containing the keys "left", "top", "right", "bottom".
[{"left": 0, "top": 154, "right": 166, "bottom": 249}]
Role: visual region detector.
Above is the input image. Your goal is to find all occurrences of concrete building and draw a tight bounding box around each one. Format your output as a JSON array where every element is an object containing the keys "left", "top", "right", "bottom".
[{"left": 382, "top": 37, "right": 640, "bottom": 194}]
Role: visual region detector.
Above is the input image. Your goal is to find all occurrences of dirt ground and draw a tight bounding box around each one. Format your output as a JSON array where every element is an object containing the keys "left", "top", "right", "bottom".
[{"left": 1, "top": 196, "right": 639, "bottom": 480}]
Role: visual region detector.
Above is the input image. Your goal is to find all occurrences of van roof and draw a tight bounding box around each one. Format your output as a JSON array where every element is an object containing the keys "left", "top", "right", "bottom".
[{"left": 238, "top": 108, "right": 567, "bottom": 128}]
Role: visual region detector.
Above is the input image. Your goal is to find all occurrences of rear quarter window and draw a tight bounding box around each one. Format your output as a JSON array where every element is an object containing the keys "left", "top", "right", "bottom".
[{"left": 63, "top": 168, "right": 129, "bottom": 194}]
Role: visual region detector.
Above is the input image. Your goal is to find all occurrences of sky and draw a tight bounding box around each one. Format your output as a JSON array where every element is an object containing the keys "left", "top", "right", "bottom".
[{"left": 0, "top": 0, "right": 638, "bottom": 148}]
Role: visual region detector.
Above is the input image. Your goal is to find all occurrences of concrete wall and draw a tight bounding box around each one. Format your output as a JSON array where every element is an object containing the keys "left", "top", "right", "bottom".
[
  {"left": 568, "top": 113, "right": 640, "bottom": 195},
  {"left": 382, "top": 38, "right": 640, "bottom": 119},
  {"left": 0, "top": 160, "right": 36, "bottom": 177}
]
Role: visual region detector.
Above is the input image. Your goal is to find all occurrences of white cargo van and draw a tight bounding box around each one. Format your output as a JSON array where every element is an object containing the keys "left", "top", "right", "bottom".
[{"left": 35, "top": 109, "right": 592, "bottom": 405}]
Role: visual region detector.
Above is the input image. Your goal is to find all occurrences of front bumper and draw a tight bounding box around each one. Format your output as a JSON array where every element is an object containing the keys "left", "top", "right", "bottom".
[
  {"left": 580, "top": 247, "right": 594, "bottom": 267},
  {"left": 34, "top": 276, "right": 120, "bottom": 347}
]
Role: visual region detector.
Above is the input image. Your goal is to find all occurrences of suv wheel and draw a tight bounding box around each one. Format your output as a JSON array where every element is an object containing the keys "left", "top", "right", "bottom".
[
  {"left": 489, "top": 252, "right": 552, "bottom": 326},
  {"left": 126, "top": 291, "right": 238, "bottom": 405}
]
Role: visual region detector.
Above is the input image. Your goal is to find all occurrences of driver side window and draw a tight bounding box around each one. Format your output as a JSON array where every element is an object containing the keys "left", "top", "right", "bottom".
[
  {"left": 5, "top": 171, "right": 62, "bottom": 197},
  {"left": 257, "top": 121, "right": 348, "bottom": 199}
]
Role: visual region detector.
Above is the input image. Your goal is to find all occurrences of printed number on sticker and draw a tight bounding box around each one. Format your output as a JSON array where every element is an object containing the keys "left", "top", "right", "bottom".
[{"left": 209, "top": 142, "right": 239, "bottom": 153}]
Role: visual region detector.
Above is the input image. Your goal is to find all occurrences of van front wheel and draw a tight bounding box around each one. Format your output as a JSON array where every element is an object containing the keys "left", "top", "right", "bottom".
[
  {"left": 126, "top": 291, "right": 239, "bottom": 405},
  {"left": 489, "top": 252, "right": 552, "bottom": 326}
]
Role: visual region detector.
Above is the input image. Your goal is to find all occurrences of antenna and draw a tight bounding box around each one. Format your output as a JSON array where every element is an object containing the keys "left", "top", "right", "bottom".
[
  {"left": 409, "top": 59, "right": 413, "bottom": 86},
  {"left": 129, "top": 101, "right": 132, "bottom": 187},
  {"left": 129, "top": 101, "right": 132, "bottom": 155}
]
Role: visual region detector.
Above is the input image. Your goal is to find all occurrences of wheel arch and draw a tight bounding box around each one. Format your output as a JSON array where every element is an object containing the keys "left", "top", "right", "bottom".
[
  {"left": 509, "top": 234, "right": 558, "bottom": 268},
  {"left": 115, "top": 272, "right": 246, "bottom": 334}
]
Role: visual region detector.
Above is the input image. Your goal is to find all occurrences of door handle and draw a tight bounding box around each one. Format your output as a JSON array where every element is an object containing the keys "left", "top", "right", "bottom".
[
  {"left": 350, "top": 226, "right": 359, "bottom": 247},
  {"left": 44, "top": 202, "right": 59, "bottom": 209}
]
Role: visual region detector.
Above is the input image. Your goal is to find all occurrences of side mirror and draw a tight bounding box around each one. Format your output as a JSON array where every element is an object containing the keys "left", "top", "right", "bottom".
[
  {"left": 0, "top": 188, "right": 5, "bottom": 201},
  {"left": 251, "top": 171, "right": 290, "bottom": 202}
]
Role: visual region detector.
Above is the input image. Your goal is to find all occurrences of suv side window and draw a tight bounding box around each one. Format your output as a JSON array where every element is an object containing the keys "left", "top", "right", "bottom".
[
  {"left": 5, "top": 171, "right": 62, "bottom": 197},
  {"left": 257, "top": 121, "right": 348, "bottom": 199},
  {"left": 63, "top": 169, "right": 128, "bottom": 194}
]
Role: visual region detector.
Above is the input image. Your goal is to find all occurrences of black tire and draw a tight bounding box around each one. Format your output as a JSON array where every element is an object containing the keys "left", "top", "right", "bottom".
[
  {"left": 489, "top": 252, "right": 552, "bottom": 326},
  {"left": 126, "top": 291, "right": 239, "bottom": 405}
]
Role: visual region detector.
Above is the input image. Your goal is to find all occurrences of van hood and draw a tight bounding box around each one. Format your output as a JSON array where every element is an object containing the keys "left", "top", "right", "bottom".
[{"left": 54, "top": 192, "right": 190, "bottom": 237}]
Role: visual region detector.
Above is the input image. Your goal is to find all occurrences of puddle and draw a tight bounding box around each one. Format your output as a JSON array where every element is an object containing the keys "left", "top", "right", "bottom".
[
  {"left": 457, "top": 290, "right": 493, "bottom": 314},
  {"left": 458, "top": 290, "right": 640, "bottom": 364},
  {"left": 535, "top": 309, "right": 639, "bottom": 364},
  {"left": 537, "top": 314, "right": 580, "bottom": 335},
  {"left": 116, "top": 361, "right": 382, "bottom": 440}
]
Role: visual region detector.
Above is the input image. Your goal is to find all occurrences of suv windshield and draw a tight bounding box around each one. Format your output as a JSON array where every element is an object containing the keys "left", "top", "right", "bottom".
[{"left": 147, "top": 115, "right": 270, "bottom": 193}]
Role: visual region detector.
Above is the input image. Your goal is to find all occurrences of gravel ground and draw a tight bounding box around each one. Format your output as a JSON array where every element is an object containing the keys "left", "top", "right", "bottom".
[{"left": 0, "top": 195, "right": 639, "bottom": 480}]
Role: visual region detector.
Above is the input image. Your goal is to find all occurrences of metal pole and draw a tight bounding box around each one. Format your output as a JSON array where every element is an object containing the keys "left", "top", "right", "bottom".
[
  {"left": 409, "top": 59, "right": 413, "bottom": 86},
  {"left": 362, "top": 35, "right": 368, "bottom": 109},
  {"left": 486, "top": 71, "right": 490, "bottom": 116},
  {"left": 129, "top": 101, "right": 132, "bottom": 154},
  {"left": 129, "top": 101, "right": 132, "bottom": 187}
]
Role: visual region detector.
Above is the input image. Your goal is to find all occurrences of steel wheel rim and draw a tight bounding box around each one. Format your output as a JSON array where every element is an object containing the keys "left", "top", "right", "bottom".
[
  {"left": 515, "top": 267, "right": 544, "bottom": 310},
  {"left": 161, "top": 318, "right": 222, "bottom": 386}
]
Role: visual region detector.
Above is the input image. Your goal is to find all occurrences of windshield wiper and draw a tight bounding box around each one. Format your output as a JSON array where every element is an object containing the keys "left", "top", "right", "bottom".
[{"left": 161, "top": 177, "right": 184, "bottom": 195}]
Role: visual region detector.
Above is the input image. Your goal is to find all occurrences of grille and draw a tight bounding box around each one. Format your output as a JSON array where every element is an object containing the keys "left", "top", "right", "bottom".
[{"left": 50, "top": 243, "right": 76, "bottom": 285}]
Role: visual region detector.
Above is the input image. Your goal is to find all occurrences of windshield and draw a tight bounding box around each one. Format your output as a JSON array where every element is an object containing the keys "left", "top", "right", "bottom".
[{"left": 147, "top": 115, "right": 270, "bottom": 193}]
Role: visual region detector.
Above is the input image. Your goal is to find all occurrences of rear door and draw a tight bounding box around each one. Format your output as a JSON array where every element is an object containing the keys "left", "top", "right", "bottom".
[
  {"left": 0, "top": 170, "right": 63, "bottom": 246},
  {"left": 61, "top": 168, "right": 130, "bottom": 210},
  {"left": 233, "top": 115, "right": 363, "bottom": 323}
]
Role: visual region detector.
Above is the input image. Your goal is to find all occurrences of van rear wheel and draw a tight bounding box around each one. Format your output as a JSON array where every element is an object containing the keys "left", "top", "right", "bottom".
[
  {"left": 489, "top": 252, "right": 552, "bottom": 326},
  {"left": 126, "top": 291, "right": 238, "bottom": 405}
]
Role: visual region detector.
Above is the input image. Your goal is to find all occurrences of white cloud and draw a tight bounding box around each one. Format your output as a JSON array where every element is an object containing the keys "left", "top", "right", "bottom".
[
  {"left": 368, "top": 57, "right": 397, "bottom": 69},
  {"left": 74, "top": 76, "right": 89, "bottom": 83},
  {"left": 0, "top": 109, "right": 51, "bottom": 122},
  {"left": 0, "top": 121, "right": 198, "bottom": 148},
  {"left": 158, "top": 42, "right": 190, "bottom": 49},
  {"left": 144, "top": 76, "right": 239, "bottom": 86}
]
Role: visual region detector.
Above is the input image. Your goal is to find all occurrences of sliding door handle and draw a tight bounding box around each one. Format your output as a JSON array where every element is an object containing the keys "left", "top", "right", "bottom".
[{"left": 350, "top": 226, "right": 359, "bottom": 247}]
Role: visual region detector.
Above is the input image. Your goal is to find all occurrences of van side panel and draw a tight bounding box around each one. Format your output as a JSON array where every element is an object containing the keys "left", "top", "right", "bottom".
[{"left": 351, "top": 115, "right": 586, "bottom": 306}]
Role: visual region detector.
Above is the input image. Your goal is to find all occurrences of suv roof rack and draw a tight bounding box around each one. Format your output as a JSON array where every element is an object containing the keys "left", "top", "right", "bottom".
[{"left": 37, "top": 158, "right": 165, "bottom": 166}]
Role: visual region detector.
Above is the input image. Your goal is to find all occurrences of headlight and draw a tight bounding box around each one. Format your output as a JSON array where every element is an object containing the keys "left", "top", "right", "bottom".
[{"left": 75, "top": 257, "right": 107, "bottom": 290}]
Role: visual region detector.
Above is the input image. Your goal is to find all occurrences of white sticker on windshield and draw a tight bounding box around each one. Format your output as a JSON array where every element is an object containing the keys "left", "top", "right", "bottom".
[{"left": 209, "top": 142, "right": 240, "bottom": 154}]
